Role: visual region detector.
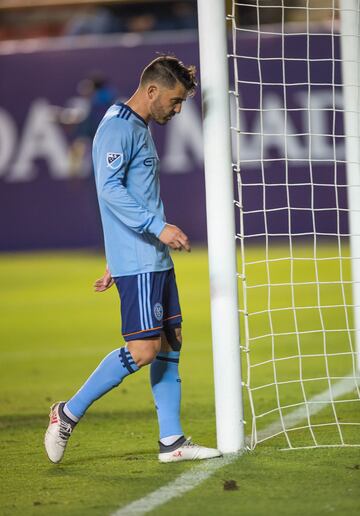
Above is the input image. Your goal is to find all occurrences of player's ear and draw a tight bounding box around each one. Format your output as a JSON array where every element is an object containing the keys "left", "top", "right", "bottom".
[{"left": 147, "top": 84, "right": 158, "bottom": 100}]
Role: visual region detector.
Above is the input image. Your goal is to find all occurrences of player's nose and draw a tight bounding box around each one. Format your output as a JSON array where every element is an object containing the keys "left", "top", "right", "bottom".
[{"left": 174, "top": 103, "right": 182, "bottom": 114}]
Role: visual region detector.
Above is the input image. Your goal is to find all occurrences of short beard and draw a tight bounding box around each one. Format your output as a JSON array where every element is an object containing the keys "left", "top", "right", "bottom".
[
  {"left": 150, "top": 98, "right": 168, "bottom": 125},
  {"left": 153, "top": 118, "right": 168, "bottom": 126}
]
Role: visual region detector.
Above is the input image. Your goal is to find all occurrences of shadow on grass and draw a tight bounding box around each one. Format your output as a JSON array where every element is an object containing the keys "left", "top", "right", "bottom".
[
  {"left": 0, "top": 410, "right": 159, "bottom": 466},
  {"left": 0, "top": 409, "right": 155, "bottom": 429}
]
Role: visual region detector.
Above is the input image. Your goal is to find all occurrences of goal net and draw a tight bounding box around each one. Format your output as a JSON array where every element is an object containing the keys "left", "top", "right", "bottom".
[{"left": 229, "top": 0, "right": 360, "bottom": 449}]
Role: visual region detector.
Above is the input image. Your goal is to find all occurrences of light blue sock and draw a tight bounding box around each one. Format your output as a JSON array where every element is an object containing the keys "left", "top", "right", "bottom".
[
  {"left": 65, "top": 347, "right": 139, "bottom": 419},
  {"left": 150, "top": 351, "right": 183, "bottom": 440}
]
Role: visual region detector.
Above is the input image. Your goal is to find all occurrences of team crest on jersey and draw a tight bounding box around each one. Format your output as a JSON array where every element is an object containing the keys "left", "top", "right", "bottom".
[
  {"left": 106, "top": 152, "right": 123, "bottom": 170},
  {"left": 154, "top": 302, "right": 163, "bottom": 321}
]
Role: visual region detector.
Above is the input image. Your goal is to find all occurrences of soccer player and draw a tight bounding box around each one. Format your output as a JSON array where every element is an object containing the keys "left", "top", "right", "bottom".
[{"left": 44, "top": 55, "right": 221, "bottom": 464}]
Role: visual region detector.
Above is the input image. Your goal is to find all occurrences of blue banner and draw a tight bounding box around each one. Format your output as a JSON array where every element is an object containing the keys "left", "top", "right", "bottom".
[{"left": 0, "top": 30, "right": 347, "bottom": 251}]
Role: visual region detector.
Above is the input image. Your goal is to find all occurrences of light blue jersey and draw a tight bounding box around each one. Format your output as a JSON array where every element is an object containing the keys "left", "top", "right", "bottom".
[{"left": 92, "top": 102, "right": 173, "bottom": 277}]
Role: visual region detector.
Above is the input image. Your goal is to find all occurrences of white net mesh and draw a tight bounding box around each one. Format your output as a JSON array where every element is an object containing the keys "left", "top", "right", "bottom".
[{"left": 229, "top": 0, "right": 360, "bottom": 449}]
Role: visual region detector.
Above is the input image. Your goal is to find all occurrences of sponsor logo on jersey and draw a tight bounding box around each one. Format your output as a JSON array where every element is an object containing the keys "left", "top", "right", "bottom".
[
  {"left": 106, "top": 152, "right": 123, "bottom": 169},
  {"left": 144, "top": 157, "right": 157, "bottom": 167},
  {"left": 154, "top": 302, "right": 163, "bottom": 321}
]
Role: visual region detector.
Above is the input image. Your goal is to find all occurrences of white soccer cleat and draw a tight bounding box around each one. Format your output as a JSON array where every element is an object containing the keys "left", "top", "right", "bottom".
[
  {"left": 44, "top": 402, "right": 74, "bottom": 463},
  {"left": 159, "top": 437, "right": 222, "bottom": 463}
]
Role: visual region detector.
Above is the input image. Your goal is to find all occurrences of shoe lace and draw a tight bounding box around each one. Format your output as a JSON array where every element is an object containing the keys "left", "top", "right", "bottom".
[
  {"left": 57, "top": 419, "right": 72, "bottom": 445},
  {"left": 183, "top": 437, "right": 196, "bottom": 448}
]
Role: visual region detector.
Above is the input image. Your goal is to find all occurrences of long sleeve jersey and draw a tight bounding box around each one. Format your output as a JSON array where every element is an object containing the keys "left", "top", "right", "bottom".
[{"left": 92, "top": 102, "right": 173, "bottom": 277}]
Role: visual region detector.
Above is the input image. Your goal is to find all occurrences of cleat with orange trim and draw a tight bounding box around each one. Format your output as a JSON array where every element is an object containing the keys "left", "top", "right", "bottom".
[{"left": 158, "top": 436, "right": 222, "bottom": 463}]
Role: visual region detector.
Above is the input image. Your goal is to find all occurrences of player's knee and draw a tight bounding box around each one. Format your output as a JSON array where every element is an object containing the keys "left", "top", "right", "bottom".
[
  {"left": 139, "top": 348, "right": 157, "bottom": 366},
  {"left": 162, "top": 327, "right": 182, "bottom": 352},
  {"left": 127, "top": 338, "right": 161, "bottom": 367}
]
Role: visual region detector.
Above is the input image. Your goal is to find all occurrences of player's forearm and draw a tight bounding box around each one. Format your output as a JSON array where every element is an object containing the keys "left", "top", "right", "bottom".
[{"left": 100, "top": 183, "right": 165, "bottom": 237}]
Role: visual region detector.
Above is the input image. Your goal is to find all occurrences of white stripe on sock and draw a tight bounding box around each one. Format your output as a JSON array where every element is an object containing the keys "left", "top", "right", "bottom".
[
  {"left": 63, "top": 404, "right": 79, "bottom": 423},
  {"left": 160, "top": 435, "right": 183, "bottom": 446}
]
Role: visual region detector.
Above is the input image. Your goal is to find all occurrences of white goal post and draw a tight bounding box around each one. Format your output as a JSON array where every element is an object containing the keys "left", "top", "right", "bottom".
[
  {"left": 197, "top": 0, "right": 245, "bottom": 453},
  {"left": 197, "top": 0, "right": 360, "bottom": 453},
  {"left": 340, "top": 0, "right": 360, "bottom": 373}
]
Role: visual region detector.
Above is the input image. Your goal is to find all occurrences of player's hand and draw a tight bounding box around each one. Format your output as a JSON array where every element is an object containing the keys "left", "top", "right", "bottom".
[
  {"left": 158, "top": 224, "right": 191, "bottom": 252},
  {"left": 94, "top": 267, "right": 115, "bottom": 292}
]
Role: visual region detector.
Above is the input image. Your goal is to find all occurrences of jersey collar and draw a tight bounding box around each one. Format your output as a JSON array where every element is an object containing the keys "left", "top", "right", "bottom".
[{"left": 116, "top": 102, "right": 148, "bottom": 126}]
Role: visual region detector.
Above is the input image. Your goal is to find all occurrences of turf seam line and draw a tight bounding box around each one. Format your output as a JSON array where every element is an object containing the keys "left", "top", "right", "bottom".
[{"left": 110, "top": 375, "right": 358, "bottom": 516}]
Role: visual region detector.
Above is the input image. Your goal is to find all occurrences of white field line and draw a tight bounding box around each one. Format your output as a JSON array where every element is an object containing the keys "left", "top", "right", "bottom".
[
  {"left": 256, "top": 375, "right": 359, "bottom": 443},
  {"left": 111, "top": 375, "right": 358, "bottom": 516}
]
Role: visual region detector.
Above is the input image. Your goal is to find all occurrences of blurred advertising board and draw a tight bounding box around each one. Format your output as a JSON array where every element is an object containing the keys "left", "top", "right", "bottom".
[{"left": 0, "top": 29, "right": 347, "bottom": 251}]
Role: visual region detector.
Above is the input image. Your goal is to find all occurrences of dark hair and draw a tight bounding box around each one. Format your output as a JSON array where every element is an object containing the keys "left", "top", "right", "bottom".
[{"left": 140, "top": 55, "right": 197, "bottom": 97}]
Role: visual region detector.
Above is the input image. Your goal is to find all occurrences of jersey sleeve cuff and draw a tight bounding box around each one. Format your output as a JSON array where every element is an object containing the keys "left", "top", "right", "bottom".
[{"left": 148, "top": 217, "right": 166, "bottom": 238}]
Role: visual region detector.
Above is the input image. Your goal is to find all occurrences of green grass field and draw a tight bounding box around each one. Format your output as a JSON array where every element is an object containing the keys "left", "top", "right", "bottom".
[{"left": 1, "top": 247, "right": 359, "bottom": 516}]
